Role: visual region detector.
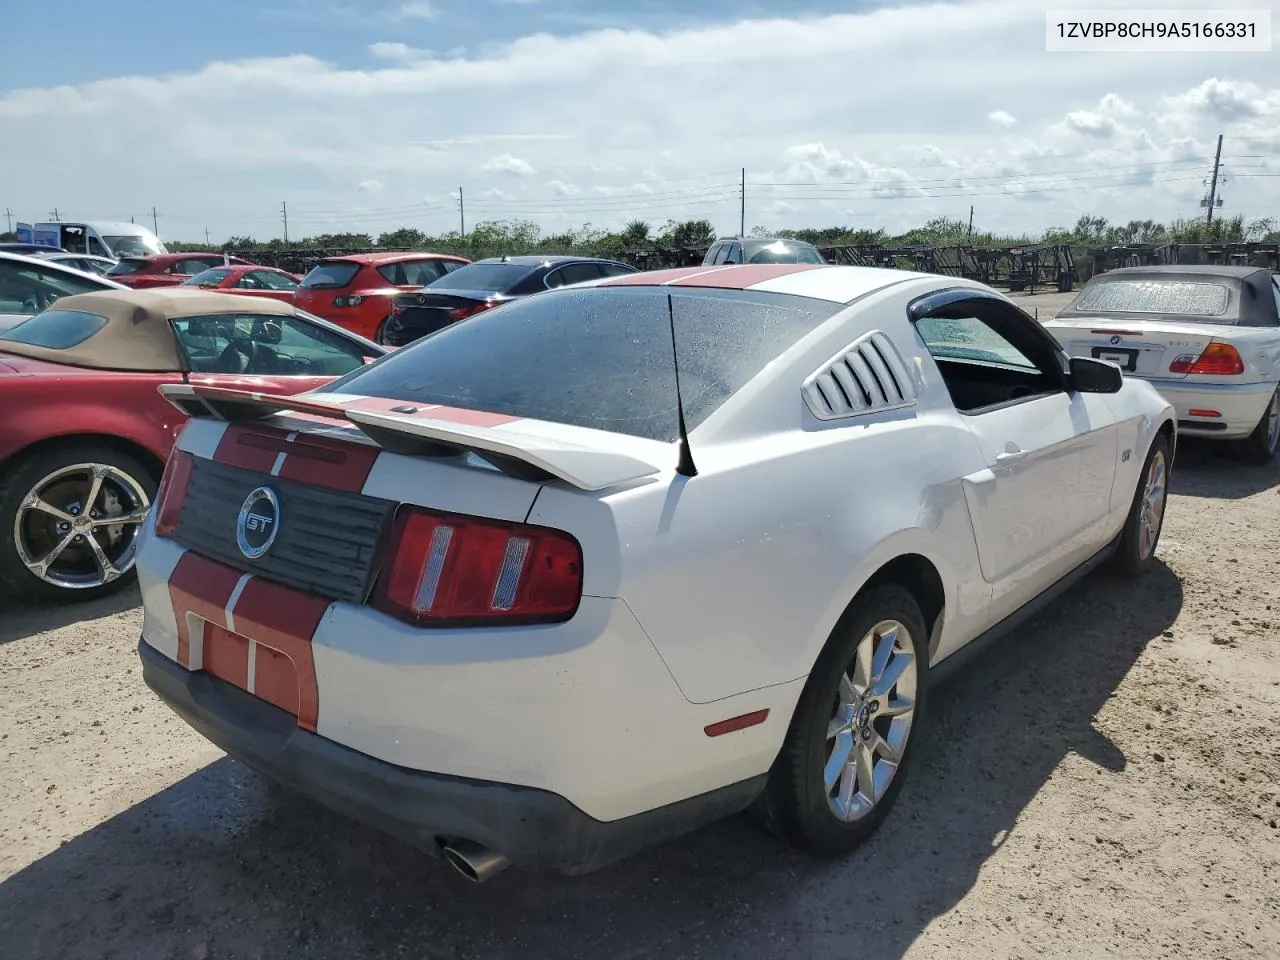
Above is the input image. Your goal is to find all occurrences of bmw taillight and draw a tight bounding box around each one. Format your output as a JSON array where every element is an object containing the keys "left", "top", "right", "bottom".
[
  {"left": 153, "top": 451, "right": 195, "bottom": 538},
  {"left": 372, "top": 506, "right": 583, "bottom": 626},
  {"left": 1169, "top": 341, "right": 1244, "bottom": 375}
]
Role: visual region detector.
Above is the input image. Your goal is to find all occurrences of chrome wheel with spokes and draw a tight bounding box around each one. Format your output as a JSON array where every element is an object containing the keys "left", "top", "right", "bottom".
[
  {"left": 1137, "top": 449, "right": 1167, "bottom": 562},
  {"left": 1, "top": 448, "right": 157, "bottom": 599},
  {"left": 760, "top": 584, "right": 928, "bottom": 857},
  {"left": 824, "top": 619, "right": 918, "bottom": 822}
]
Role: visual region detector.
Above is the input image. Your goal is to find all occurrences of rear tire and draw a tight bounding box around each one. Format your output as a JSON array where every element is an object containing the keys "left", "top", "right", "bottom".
[
  {"left": 758, "top": 584, "right": 928, "bottom": 857},
  {"left": 0, "top": 443, "right": 157, "bottom": 603},
  {"left": 1109, "top": 434, "right": 1170, "bottom": 578},
  {"left": 1239, "top": 387, "right": 1280, "bottom": 464}
]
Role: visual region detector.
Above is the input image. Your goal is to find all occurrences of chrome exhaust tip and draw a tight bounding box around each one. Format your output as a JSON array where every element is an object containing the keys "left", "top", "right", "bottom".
[{"left": 441, "top": 840, "right": 511, "bottom": 883}]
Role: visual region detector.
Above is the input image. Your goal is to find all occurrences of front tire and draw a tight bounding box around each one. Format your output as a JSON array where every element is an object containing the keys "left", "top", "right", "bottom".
[
  {"left": 0, "top": 444, "right": 157, "bottom": 603},
  {"left": 759, "top": 585, "right": 928, "bottom": 857},
  {"left": 1239, "top": 387, "right": 1280, "bottom": 464},
  {"left": 1109, "top": 434, "right": 1170, "bottom": 578}
]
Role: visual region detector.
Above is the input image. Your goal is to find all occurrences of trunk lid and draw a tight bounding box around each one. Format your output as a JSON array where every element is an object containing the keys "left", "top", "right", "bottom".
[{"left": 1041, "top": 316, "right": 1217, "bottom": 380}]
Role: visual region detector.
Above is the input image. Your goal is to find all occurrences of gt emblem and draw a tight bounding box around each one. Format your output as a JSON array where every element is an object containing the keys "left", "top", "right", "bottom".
[
  {"left": 1110, "top": 335, "right": 1122, "bottom": 345},
  {"left": 236, "top": 487, "right": 281, "bottom": 560},
  {"left": 1121, "top": 449, "right": 1132, "bottom": 463}
]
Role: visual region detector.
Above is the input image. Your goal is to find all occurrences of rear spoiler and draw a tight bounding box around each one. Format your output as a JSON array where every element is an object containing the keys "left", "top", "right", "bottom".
[{"left": 158, "top": 384, "right": 665, "bottom": 492}]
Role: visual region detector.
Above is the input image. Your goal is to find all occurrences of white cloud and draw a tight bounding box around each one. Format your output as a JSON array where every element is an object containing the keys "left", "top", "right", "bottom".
[
  {"left": 356, "top": 179, "right": 384, "bottom": 193},
  {"left": 481, "top": 153, "right": 535, "bottom": 176},
  {"left": 2, "top": 1, "right": 1277, "bottom": 238},
  {"left": 386, "top": 1, "right": 435, "bottom": 19},
  {"left": 369, "top": 42, "right": 433, "bottom": 61}
]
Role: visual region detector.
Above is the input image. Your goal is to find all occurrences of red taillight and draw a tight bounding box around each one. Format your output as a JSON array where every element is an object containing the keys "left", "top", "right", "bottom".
[
  {"left": 448, "top": 301, "right": 495, "bottom": 322},
  {"left": 153, "top": 451, "right": 194, "bottom": 538},
  {"left": 1169, "top": 341, "right": 1244, "bottom": 375},
  {"left": 373, "top": 506, "right": 583, "bottom": 626}
]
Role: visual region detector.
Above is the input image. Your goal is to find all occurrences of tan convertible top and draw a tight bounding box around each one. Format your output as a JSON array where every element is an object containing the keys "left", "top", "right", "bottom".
[{"left": 0, "top": 288, "right": 297, "bottom": 372}]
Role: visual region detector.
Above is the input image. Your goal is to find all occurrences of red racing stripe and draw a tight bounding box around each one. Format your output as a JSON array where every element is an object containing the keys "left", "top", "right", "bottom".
[
  {"left": 214, "top": 422, "right": 379, "bottom": 492},
  {"left": 168, "top": 554, "right": 242, "bottom": 668},
  {"left": 596, "top": 266, "right": 725, "bottom": 287},
  {"left": 230, "top": 577, "right": 333, "bottom": 731}
]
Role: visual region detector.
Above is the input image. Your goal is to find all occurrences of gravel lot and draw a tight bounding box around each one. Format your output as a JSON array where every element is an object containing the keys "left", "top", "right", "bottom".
[{"left": 2, "top": 290, "right": 1278, "bottom": 960}]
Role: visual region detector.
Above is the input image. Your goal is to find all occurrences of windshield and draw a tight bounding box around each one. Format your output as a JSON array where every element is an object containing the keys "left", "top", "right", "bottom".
[
  {"left": 1069, "top": 279, "right": 1232, "bottom": 320},
  {"left": 300, "top": 262, "right": 361, "bottom": 289},
  {"left": 424, "top": 262, "right": 533, "bottom": 292},
  {"left": 744, "top": 241, "right": 824, "bottom": 264},
  {"left": 106, "top": 259, "right": 149, "bottom": 276},
  {"left": 314, "top": 287, "right": 842, "bottom": 441},
  {"left": 185, "top": 268, "right": 232, "bottom": 287},
  {"left": 103, "top": 235, "right": 165, "bottom": 257}
]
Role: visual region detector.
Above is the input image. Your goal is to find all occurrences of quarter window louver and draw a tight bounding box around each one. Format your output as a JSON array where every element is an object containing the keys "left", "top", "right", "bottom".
[{"left": 802, "top": 331, "right": 918, "bottom": 420}]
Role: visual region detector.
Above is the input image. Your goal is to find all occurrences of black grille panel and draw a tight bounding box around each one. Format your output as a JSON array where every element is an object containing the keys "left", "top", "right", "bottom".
[{"left": 174, "top": 458, "right": 393, "bottom": 603}]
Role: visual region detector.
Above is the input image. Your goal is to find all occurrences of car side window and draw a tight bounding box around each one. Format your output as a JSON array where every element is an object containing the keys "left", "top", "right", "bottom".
[
  {"left": 88, "top": 237, "right": 109, "bottom": 257},
  {"left": 912, "top": 296, "right": 1066, "bottom": 415},
  {"left": 708, "top": 243, "right": 726, "bottom": 265},
  {"left": 254, "top": 270, "right": 298, "bottom": 291},
  {"left": 724, "top": 243, "right": 742, "bottom": 265},
  {"left": 170, "top": 259, "right": 211, "bottom": 275},
  {"left": 555, "top": 262, "right": 604, "bottom": 286},
  {"left": 0, "top": 260, "right": 107, "bottom": 313},
  {"left": 173, "top": 313, "right": 369, "bottom": 376},
  {"left": 1273, "top": 277, "right": 1280, "bottom": 319},
  {"left": 598, "top": 262, "right": 636, "bottom": 277}
]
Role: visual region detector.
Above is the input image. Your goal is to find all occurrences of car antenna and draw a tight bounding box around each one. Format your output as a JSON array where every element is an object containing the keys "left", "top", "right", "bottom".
[{"left": 667, "top": 292, "right": 698, "bottom": 478}]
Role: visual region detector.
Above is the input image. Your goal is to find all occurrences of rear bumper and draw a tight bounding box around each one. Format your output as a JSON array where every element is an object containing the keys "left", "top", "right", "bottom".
[
  {"left": 1143, "top": 377, "right": 1274, "bottom": 438},
  {"left": 139, "top": 637, "right": 764, "bottom": 875}
]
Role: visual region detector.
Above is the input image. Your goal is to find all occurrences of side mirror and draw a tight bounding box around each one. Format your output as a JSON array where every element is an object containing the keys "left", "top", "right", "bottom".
[{"left": 1069, "top": 356, "right": 1123, "bottom": 394}]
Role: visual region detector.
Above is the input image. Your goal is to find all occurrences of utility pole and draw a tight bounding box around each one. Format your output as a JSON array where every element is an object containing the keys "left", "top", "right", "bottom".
[
  {"left": 3, "top": 208, "right": 11, "bottom": 233},
  {"left": 740, "top": 168, "right": 746, "bottom": 236},
  {"left": 967, "top": 205, "right": 974, "bottom": 242},
  {"left": 1205, "top": 133, "right": 1224, "bottom": 224},
  {"left": 50, "top": 208, "right": 60, "bottom": 221},
  {"left": 458, "top": 187, "right": 465, "bottom": 236},
  {"left": 205, "top": 227, "right": 210, "bottom": 246},
  {"left": 281, "top": 201, "right": 289, "bottom": 243},
  {"left": 151, "top": 206, "right": 159, "bottom": 236}
]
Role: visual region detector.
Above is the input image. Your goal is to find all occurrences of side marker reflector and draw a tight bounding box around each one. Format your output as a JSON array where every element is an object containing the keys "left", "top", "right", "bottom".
[{"left": 704, "top": 709, "right": 770, "bottom": 738}]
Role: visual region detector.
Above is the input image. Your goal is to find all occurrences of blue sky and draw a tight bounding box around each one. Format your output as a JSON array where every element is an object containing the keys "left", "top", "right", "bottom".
[{"left": 1, "top": 0, "right": 1277, "bottom": 244}]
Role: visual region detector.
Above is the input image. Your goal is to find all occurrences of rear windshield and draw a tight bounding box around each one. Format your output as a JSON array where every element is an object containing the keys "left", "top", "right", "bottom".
[
  {"left": 316, "top": 287, "right": 842, "bottom": 441},
  {"left": 425, "top": 262, "right": 533, "bottom": 292},
  {"left": 1, "top": 309, "right": 108, "bottom": 348},
  {"left": 744, "top": 241, "right": 824, "bottom": 264},
  {"left": 106, "top": 259, "right": 149, "bottom": 276},
  {"left": 300, "top": 262, "right": 361, "bottom": 289},
  {"left": 186, "top": 268, "right": 232, "bottom": 287},
  {"left": 1069, "top": 279, "right": 1232, "bottom": 320}
]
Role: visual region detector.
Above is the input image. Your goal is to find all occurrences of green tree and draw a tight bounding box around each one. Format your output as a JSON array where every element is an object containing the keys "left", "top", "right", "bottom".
[{"left": 377, "top": 227, "right": 426, "bottom": 248}]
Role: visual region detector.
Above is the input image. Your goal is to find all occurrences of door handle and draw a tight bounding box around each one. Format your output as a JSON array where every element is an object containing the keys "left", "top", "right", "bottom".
[{"left": 995, "top": 446, "right": 1029, "bottom": 464}]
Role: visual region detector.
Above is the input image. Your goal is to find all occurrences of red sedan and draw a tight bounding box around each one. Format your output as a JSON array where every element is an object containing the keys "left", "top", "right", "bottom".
[
  {"left": 106, "top": 253, "right": 256, "bottom": 289},
  {"left": 294, "top": 251, "right": 469, "bottom": 341},
  {"left": 0, "top": 287, "right": 385, "bottom": 602},
  {"left": 183, "top": 264, "right": 302, "bottom": 303}
]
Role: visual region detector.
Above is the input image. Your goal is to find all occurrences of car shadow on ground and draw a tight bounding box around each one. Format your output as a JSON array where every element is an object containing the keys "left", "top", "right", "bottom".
[
  {"left": 0, "top": 587, "right": 140, "bottom": 646},
  {"left": 1169, "top": 437, "right": 1280, "bottom": 500},
  {"left": 0, "top": 564, "right": 1182, "bottom": 960}
]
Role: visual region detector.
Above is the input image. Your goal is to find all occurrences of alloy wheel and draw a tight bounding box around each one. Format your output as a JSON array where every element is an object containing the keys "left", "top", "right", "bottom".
[
  {"left": 824, "top": 619, "right": 918, "bottom": 822},
  {"left": 13, "top": 463, "right": 151, "bottom": 589},
  {"left": 1137, "top": 449, "right": 1167, "bottom": 561}
]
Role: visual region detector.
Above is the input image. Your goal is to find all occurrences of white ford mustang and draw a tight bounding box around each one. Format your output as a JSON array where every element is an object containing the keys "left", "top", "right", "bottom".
[
  {"left": 134, "top": 263, "right": 1175, "bottom": 882},
  {"left": 1043, "top": 265, "right": 1280, "bottom": 462}
]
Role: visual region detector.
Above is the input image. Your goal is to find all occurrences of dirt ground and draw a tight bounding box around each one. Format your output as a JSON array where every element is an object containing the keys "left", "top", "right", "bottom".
[{"left": 1, "top": 289, "right": 1278, "bottom": 960}]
